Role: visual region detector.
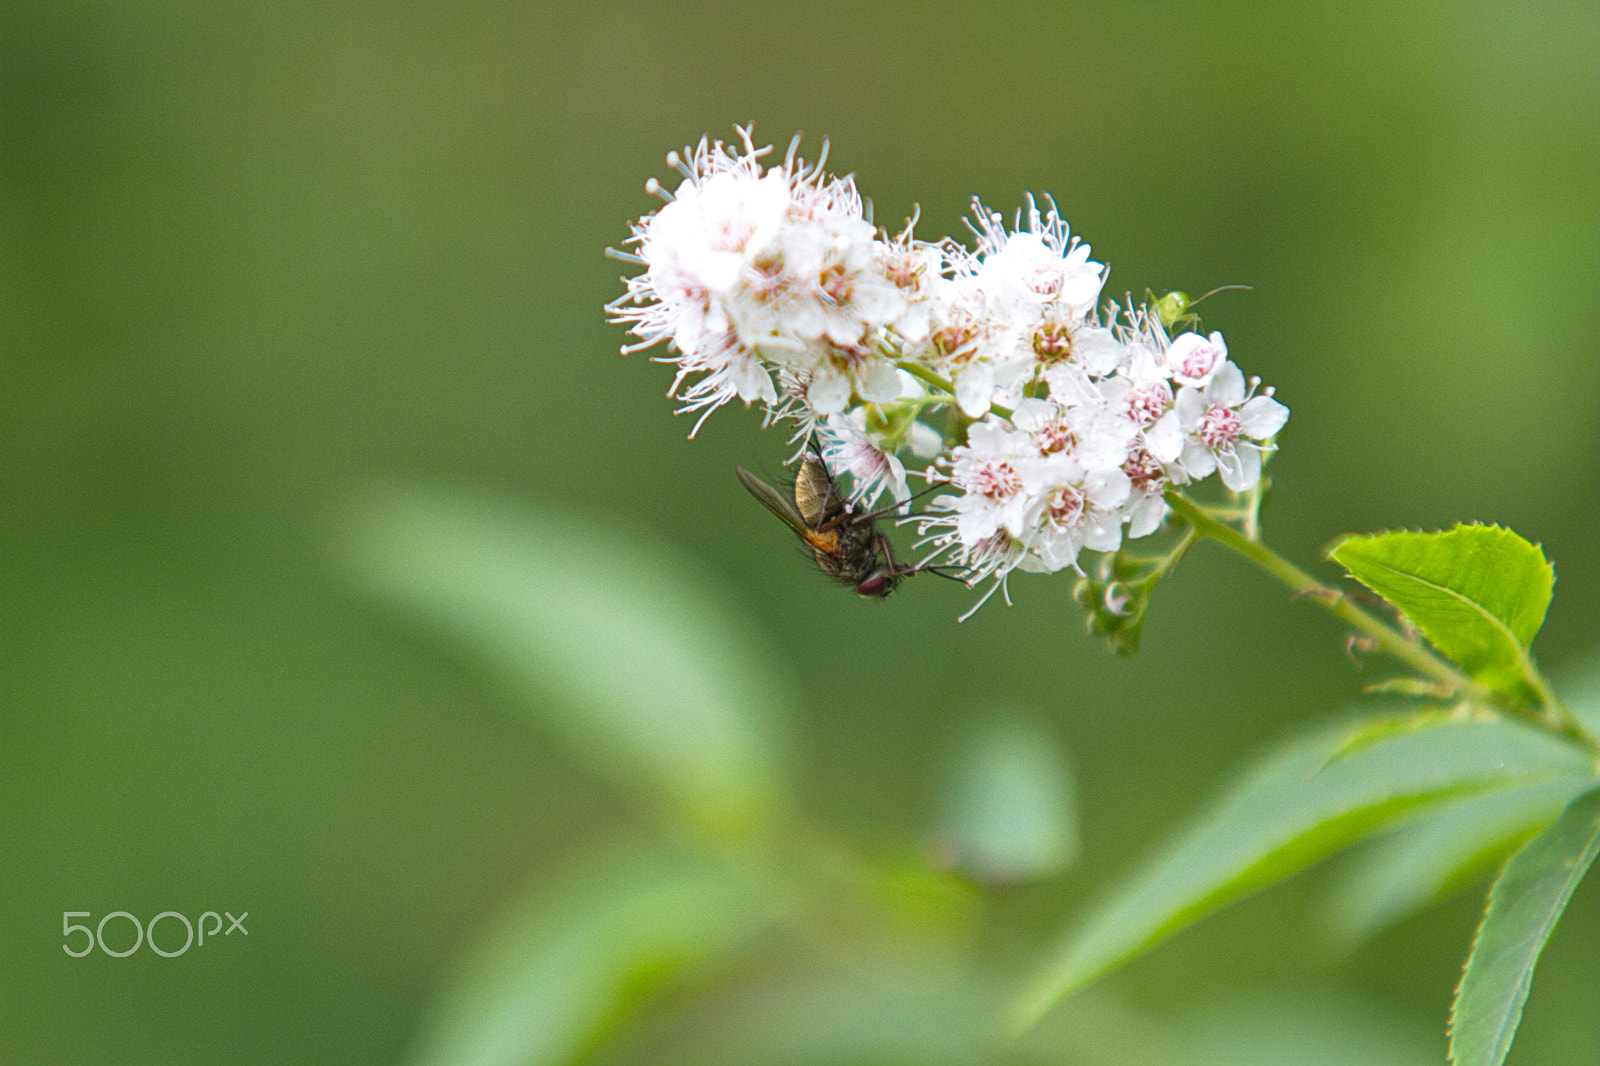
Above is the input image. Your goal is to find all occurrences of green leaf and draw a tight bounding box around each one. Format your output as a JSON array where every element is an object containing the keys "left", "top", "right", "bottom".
[
  {"left": 1327, "top": 525, "right": 1554, "bottom": 702},
  {"left": 404, "top": 846, "right": 767, "bottom": 1066},
  {"left": 1010, "top": 714, "right": 1591, "bottom": 1034},
  {"left": 1318, "top": 777, "right": 1592, "bottom": 955},
  {"left": 1448, "top": 787, "right": 1600, "bottom": 1066},
  {"left": 934, "top": 710, "right": 1079, "bottom": 885},
  {"left": 326, "top": 477, "right": 797, "bottom": 842}
]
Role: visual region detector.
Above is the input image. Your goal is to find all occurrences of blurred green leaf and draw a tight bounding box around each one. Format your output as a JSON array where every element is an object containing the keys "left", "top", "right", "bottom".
[
  {"left": 404, "top": 846, "right": 767, "bottom": 1066},
  {"left": 327, "top": 477, "right": 798, "bottom": 842},
  {"left": 1172, "top": 983, "right": 1439, "bottom": 1066},
  {"left": 1010, "top": 714, "right": 1592, "bottom": 1033},
  {"left": 1009, "top": 985, "right": 1190, "bottom": 1066},
  {"left": 934, "top": 710, "right": 1078, "bottom": 885},
  {"left": 1448, "top": 787, "right": 1600, "bottom": 1066},
  {"left": 604, "top": 963, "right": 999, "bottom": 1066},
  {"left": 1327, "top": 706, "right": 1466, "bottom": 760},
  {"left": 1321, "top": 658, "right": 1600, "bottom": 955},
  {"left": 1561, "top": 655, "right": 1600, "bottom": 737},
  {"left": 1328, "top": 526, "right": 1553, "bottom": 702},
  {"left": 1318, "top": 777, "right": 1591, "bottom": 955},
  {"left": 850, "top": 851, "right": 985, "bottom": 941}
]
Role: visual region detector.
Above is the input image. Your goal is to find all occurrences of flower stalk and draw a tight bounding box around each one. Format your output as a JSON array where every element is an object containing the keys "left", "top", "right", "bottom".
[{"left": 1164, "top": 491, "right": 1599, "bottom": 757}]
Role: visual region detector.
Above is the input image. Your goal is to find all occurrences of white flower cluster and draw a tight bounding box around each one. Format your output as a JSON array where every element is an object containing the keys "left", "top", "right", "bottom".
[{"left": 608, "top": 129, "right": 1288, "bottom": 612}]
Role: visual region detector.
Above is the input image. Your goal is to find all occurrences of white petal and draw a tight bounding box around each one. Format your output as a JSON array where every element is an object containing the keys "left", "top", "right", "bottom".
[
  {"left": 807, "top": 366, "right": 851, "bottom": 414},
  {"left": 1016, "top": 551, "right": 1055, "bottom": 574},
  {"left": 1027, "top": 527, "right": 1078, "bottom": 573},
  {"left": 1145, "top": 411, "right": 1183, "bottom": 463},
  {"left": 1216, "top": 443, "right": 1262, "bottom": 492},
  {"left": 1173, "top": 385, "right": 1207, "bottom": 429},
  {"left": 1239, "top": 395, "right": 1289, "bottom": 439},
  {"left": 855, "top": 358, "right": 903, "bottom": 404},
  {"left": 1126, "top": 494, "right": 1167, "bottom": 538},
  {"left": 1085, "top": 466, "right": 1132, "bottom": 510},
  {"left": 1180, "top": 439, "right": 1218, "bottom": 480},
  {"left": 1081, "top": 511, "right": 1123, "bottom": 553},
  {"left": 730, "top": 357, "right": 777, "bottom": 405},
  {"left": 958, "top": 502, "right": 1003, "bottom": 544},
  {"left": 1203, "top": 362, "right": 1246, "bottom": 406},
  {"left": 908, "top": 419, "right": 945, "bottom": 458},
  {"left": 1009, "top": 398, "right": 1056, "bottom": 433},
  {"left": 955, "top": 364, "right": 995, "bottom": 417},
  {"left": 998, "top": 492, "right": 1035, "bottom": 539},
  {"left": 1074, "top": 325, "right": 1124, "bottom": 376},
  {"left": 881, "top": 453, "right": 911, "bottom": 507}
]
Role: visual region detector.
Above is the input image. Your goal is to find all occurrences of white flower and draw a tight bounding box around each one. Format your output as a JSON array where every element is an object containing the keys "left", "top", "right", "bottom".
[
  {"left": 625, "top": 135, "right": 792, "bottom": 353},
  {"left": 1121, "top": 445, "right": 1174, "bottom": 538},
  {"left": 907, "top": 271, "right": 1019, "bottom": 418},
  {"left": 968, "top": 196, "right": 1106, "bottom": 322},
  {"left": 666, "top": 328, "right": 779, "bottom": 435},
  {"left": 1164, "top": 330, "right": 1228, "bottom": 388},
  {"left": 939, "top": 196, "right": 1109, "bottom": 414},
  {"left": 874, "top": 210, "right": 946, "bottom": 344},
  {"left": 1099, "top": 374, "right": 1173, "bottom": 433},
  {"left": 609, "top": 129, "right": 911, "bottom": 433},
  {"left": 1017, "top": 452, "right": 1132, "bottom": 574},
  {"left": 648, "top": 168, "right": 790, "bottom": 300},
  {"left": 943, "top": 528, "right": 1029, "bottom": 622},
  {"left": 1011, "top": 395, "right": 1138, "bottom": 473},
  {"left": 755, "top": 185, "right": 905, "bottom": 355},
  {"left": 1038, "top": 323, "right": 1127, "bottom": 403},
  {"left": 611, "top": 132, "right": 1296, "bottom": 619},
  {"left": 818, "top": 413, "right": 910, "bottom": 509},
  {"left": 938, "top": 417, "right": 1036, "bottom": 544},
  {"left": 607, "top": 131, "right": 794, "bottom": 429},
  {"left": 803, "top": 346, "right": 904, "bottom": 415},
  {"left": 913, "top": 415, "right": 1038, "bottom": 617},
  {"left": 1173, "top": 362, "right": 1289, "bottom": 491}
]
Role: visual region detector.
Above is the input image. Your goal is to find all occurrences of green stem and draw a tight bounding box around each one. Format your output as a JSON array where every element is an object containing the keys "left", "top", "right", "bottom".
[
  {"left": 1164, "top": 491, "right": 1600, "bottom": 758},
  {"left": 893, "top": 360, "right": 1013, "bottom": 421}
]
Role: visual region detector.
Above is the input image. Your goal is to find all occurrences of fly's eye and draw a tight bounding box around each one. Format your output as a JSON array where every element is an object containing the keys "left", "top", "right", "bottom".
[{"left": 855, "top": 572, "right": 891, "bottom": 597}]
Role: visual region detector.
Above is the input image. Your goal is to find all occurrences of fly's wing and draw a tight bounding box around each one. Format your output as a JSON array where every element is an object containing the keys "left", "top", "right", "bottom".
[
  {"left": 792, "top": 456, "right": 843, "bottom": 530},
  {"left": 735, "top": 466, "right": 819, "bottom": 542}
]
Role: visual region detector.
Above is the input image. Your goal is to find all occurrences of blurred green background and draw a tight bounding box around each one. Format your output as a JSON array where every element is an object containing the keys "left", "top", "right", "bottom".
[{"left": 2, "top": 1, "right": 1595, "bottom": 1063}]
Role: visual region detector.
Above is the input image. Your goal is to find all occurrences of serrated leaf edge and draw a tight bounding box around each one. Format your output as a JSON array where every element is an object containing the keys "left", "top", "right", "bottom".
[
  {"left": 1446, "top": 787, "right": 1600, "bottom": 1066},
  {"left": 1328, "top": 525, "right": 1550, "bottom": 703}
]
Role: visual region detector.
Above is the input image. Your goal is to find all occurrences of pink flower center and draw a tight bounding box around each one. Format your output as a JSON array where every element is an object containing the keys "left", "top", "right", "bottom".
[
  {"left": 933, "top": 319, "right": 981, "bottom": 364},
  {"left": 1027, "top": 266, "right": 1063, "bottom": 297},
  {"left": 1123, "top": 448, "right": 1166, "bottom": 493},
  {"left": 1036, "top": 421, "right": 1076, "bottom": 455},
  {"left": 1174, "top": 339, "right": 1222, "bottom": 381},
  {"left": 818, "top": 262, "right": 853, "bottom": 305},
  {"left": 882, "top": 249, "right": 925, "bottom": 291},
  {"left": 708, "top": 216, "right": 756, "bottom": 253},
  {"left": 1047, "top": 485, "right": 1085, "bottom": 528},
  {"left": 1032, "top": 321, "right": 1073, "bottom": 361},
  {"left": 1125, "top": 382, "right": 1171, "bottom": 426},
  {"left": 971, "top": 459, "right": 1022, "bottom": 499},
  {"left": 1199, "top": 405, "right": 1242, "bottom": 449}
]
